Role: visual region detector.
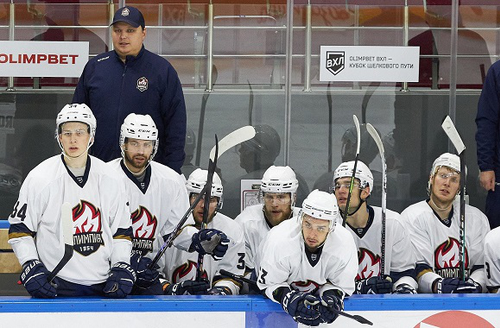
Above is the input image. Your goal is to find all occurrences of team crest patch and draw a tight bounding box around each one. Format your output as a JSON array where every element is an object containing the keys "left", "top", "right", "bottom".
[
  {"left": 72, "top": 200, "right": 105, "bottom": 256},
  {"left": 121, "top": 8, "right": 130, "bottom": 16},
  {"left": 136, "top": 77, "right": 148, "bottom": 92},
  {"left": 326, "top": 51, "right": 345, "bottom": 75}
]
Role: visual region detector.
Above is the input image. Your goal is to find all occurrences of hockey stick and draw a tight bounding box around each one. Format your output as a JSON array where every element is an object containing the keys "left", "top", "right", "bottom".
[
  {"left": 47, "top": 202, "right": 74, "bottom": 283},
  {"left": 441, "top": 115, "right": 467, "bottom": 281},
  {"left": 342, "top": 114, "right": 361, "bottom": 227},
  {"left": 366, "top": 123, "right": 387, "bottom": 277},
  {"left": 196, "top": 135, "right": 219, "bottom": 281},
  {"left": 219, "top": 269, "right": 372, "bottom": 326},
  {"left": 149, "top": 126, "right": 256, "bottom": 269}
]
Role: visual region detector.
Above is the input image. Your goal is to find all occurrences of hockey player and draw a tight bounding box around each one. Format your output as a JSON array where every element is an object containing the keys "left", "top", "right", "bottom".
[
  {"left": 162, "top": 169, "right": 243, "bottom": 295},
  {"left": 400, "top": 153, "right": 490, "bottom": 293},
  {"left": 333, "top": 160, "right": 418, "bottom": 294},
  {"left": 234, "top": 165, "right": 302, "bottom": 282},
  {"left": 257, "top": 190, "right": 357, "bottom": 326},
  {"left": 8, "top": 103, "right": 135, "bottom": 298},
  {"left": 484, "top": 227, "right": 500, "bottom": 293},
  {"left": 108, "top": 114, "right": 230, "bottom": 294}
]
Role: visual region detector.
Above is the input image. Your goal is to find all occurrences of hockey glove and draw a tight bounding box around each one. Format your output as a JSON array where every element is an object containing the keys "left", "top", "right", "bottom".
[
  {"left": 281, "top": 290, "right": 323, "bottom": 326},
  {"left": 20, "top": 259, "right": 57, "bottom": 298},
  {"left": 130, "top": 253, "right": 160, "bottom": 289},
  {"left": 435, "top": 277, "right": 482, "bottom": 294},
  {"left": 355, "top": 275, "right": 393, "bottom": 294},
  {"left": 164, "top": 279, "right": 210, "bottom": 295},
  {"left": 393, "top": 283, "right": 417, "bottom": 294},
  {"left": 191, "top": 228, "right": 230, "bottom": 260},
  {"left": 103, "top": 262, "right": 136, "bottom": 298},
  {"left": 207, "top": 286, "right": 232, "bottom": 295},
  {"left": 318, "top": 289, "right": 344, "bottom": 324}
]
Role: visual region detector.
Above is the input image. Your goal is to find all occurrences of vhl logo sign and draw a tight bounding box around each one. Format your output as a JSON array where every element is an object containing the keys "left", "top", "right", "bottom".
[{"left": 326, "top": 51, "right": 345, "bottom": 75}]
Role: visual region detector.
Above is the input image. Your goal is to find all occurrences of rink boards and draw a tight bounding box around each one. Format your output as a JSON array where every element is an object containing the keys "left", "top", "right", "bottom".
[{"left": 0, "top": 294, "right": 499, "bottom": 327}]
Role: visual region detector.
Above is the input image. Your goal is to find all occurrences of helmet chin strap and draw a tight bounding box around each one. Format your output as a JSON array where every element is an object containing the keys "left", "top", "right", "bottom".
[
  {"left": 341, "top": 197, "right": 365, "bottom": 218},
  {"left": 59, "top": 138, "right": 93, "bottom": 163}
]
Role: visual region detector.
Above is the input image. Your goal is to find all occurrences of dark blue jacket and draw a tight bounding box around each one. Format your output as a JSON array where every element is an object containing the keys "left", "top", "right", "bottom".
[{"left": 73, "top": 46, "right": 186, "bottom": 174}]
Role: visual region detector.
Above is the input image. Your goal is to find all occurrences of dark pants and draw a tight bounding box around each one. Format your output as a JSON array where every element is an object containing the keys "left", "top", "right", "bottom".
[
  {"left": 55, "top": 278, "right": 106, "bottom": 297},
  {"left": 486, "top": 189, "right": 500, "bottom": 229}
]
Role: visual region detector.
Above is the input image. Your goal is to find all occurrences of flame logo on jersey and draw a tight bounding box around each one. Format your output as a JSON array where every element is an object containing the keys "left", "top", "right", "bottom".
[
  {"left": 171, "top": 260, "right": 208, "bottom": 283},
  {"left": 131, "top": 206, "right": 158, "bottom": 256},
  {"left": 434, "top": 237, "right": 469, "bottom": 278},
  {"left": 357, "top": 248, "right": 381, "bottom": 280},
  {"left": 72, "top": 200, "right": 104, "bottom": 256},
  {"left": 290, "top": 280, "right": 320, "bottom": 293}
]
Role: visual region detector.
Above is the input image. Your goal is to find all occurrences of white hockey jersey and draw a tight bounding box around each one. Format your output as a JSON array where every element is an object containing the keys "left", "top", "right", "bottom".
[
  {"left": 347, "top": 205, "right": 416, "bottom": 289},
  {"left": 162, "top": 212, "right": 245, "bottom": 295},
  {"left": 400, "top": 199, "right": 490, "bottom": 292},
  {"left": 484, "top": 227, "right": 500, "bottom": 292},
  {"left": 8, "top": 155, "right": 132, "bottom": 285},
  {"left": 108, "top": 159, "right": 195, "bottom": 263},
  {"left": 234, "top": 204, "right": 301, "bottom": 271},
  {"left": 257, "top": 218, "right": 358, "bottom": 300}
]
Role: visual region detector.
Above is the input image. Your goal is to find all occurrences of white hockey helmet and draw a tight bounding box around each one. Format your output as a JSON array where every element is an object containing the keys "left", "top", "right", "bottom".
[
  {"left": 120, "top": 113, "right": 159, "bottom": 161},
  {"left": 333, "top": 160, "right": 374, "bottom": 194},
  {"left": 427, "top": 152, "right": 463, "bottom": 193},
  {"left": 55, "top": 103, "right": 97, "bottom": 152},
  {"left": 300, "top": 189, "right": 339, "bottom": 232},
  {"left": 186, "top": 168, "right": 224, "bottom": 208},
  {"left": 56, "top": 103, "right": 96, "bottom": 137},
  {"left": 260, "top": 165, "right": 299, "bottom": 205}
]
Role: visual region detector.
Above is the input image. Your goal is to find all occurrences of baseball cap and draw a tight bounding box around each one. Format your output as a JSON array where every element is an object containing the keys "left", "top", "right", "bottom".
[{"left": 111, "top": 6, "right": 145, "bottom": 29}]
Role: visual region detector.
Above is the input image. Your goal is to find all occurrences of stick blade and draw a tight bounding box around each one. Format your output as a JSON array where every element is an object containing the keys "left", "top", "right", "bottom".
[
  {"left": 442, "top": 116, "right": 466, "bottom": 154},
  {"left": 353, "top": 115, "right": 361, "bottom": 154},
  {"left": 209, "top": 126, "right": 256, "bottom": 161},
  {"left": 61, "top": 202, "right": 74, "bottom": 246},
  {"left": 366, "top": 123, "right": 384, "bottom": 154}
]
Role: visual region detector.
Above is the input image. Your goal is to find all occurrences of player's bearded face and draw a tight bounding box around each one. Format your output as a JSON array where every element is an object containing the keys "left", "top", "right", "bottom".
[
  {"left": 262, "top": 192, "right": 292, "bottom": 227},
  {"left": 190, "top": 193, "right": 218, "bottom": 227},
  {"left": 59, "top": 122, "right": 91, "bottom": 158},
  {"left": 431, "top": 167, "right": 460, "bottom": 204},
  {"left": 124, "top": 139, "right": 154, "bottom": 172},
  {"left": 302, "top": 214, "right": 329, "bottom": 251}
]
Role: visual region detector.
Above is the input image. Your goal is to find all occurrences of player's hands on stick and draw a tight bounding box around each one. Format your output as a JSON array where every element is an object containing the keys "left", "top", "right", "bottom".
[
  {"left": 20, "top": 259, "right": 57, "bottom": 298},
  {"left": 164, "top": 279, "right": 210, "bottom": 295},
  {"left": 393, "top": 283, "right": 417, "bottom": 294},
  {"left": 190, "top": 228, "right": 230, "bottom": 260},
  {"left": 207, "top": 286, "right": 232, "bottom": 295},
  {"left": 103, "top": 262, "right": 136, "bottom": 298},
  {"left": 130, "top": 253, "right": 160, "bottom": 289},
  {"left": 318, "top": 289, "right": 344, "bottom": 324},
  {"left": 281, "top": 290, "right": 323, "bottom": 326},
  {"left": 434, "top": 277, "right": 482, "bottom": 294},
  {"left": 355, "top": 275, "right": 393, "bottom": 294}
]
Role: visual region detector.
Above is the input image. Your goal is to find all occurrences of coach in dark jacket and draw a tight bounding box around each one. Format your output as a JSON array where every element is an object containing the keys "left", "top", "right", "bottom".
[
  {"left": 476, "top": 60, "right": 500, "bottom": 229},
  {"left": 73, "top": 6, "right": 186, "bottom": 174}
]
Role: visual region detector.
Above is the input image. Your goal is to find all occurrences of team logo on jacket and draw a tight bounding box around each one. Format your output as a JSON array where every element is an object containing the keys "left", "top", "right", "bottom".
[
  {"left": 357, "top": 248, "right": 381, "bottom": 279},
  {"left": 291, "top": 280, "right": 320, "bottom": 293},
  {"left": 172, "top": 260, "right": 207, "bottom": 283},
  {"left": 136, "top": 77, "right": 148, "bottom": 92},
  {"left": 326, "top": 51, "right": 345, "bottom": 75},
  {"left": 131, "top": 206, "right": 158, "bottom": 256},
  {"left": 73, "top": 200, "right": 104, "bottom": 256},
  {"left": 434, "top": 237, "right": 469, "bottom": 278}
]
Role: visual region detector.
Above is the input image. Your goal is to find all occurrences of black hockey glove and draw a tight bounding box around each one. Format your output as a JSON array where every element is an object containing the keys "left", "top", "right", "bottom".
[
  {"left": 190, "top": 228, "right": 230, "bottom": 260},
  {"left": 318, "top": 289, "right": 344, "bottom": 324},
  {"left": 20, "top": 259, "right": 57, "bottom": 298},
  {"left": 355, "top": 276, "right": 393, "bottom": 294},
  {"left": 103, "top": 262, "right": 136, "bottom": 298},
  {"left": 281, "top": 290, "right": 323, "bottom": 326},
  {"left": 164, "top": 280, "right": 210, "bottom": 295},
  {"left": 130, "top": 253, "right": 160, "bottom": 289},
  {"left": 207, "top": 286, "right": 232, "bottom": 295},
  {"left": 393, "top": 283, "right": 417, "bottom": 294},
  {"left": 435, "top": 277, "right": 482, "bottom": 294}
]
